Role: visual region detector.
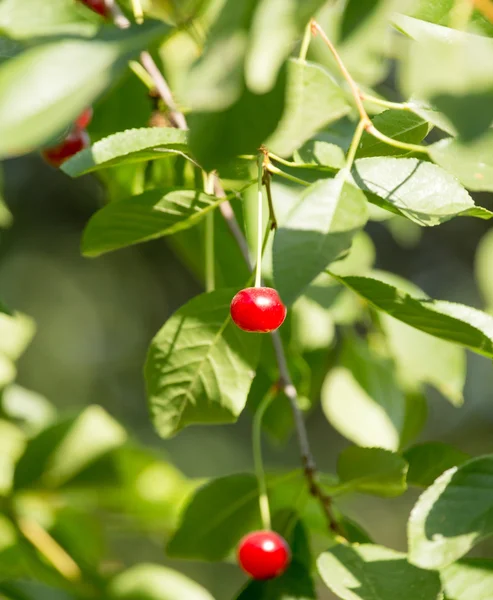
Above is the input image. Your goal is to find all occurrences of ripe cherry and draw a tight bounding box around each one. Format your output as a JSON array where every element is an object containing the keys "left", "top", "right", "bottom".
[
  {"left": 75, "top": 107, "right": 93, "bottom": 130},
  {"left": 230, "top": 287, "right": 286, "bottom": 333},
  {"left": 77, "top": 0, "right": 109, "bottom": 17},
  {"left": 237, "top": 531, "right": 291, "bottom": 580},
  {"left": 42, "top": 128, "right": 90, "bottom": 168}
]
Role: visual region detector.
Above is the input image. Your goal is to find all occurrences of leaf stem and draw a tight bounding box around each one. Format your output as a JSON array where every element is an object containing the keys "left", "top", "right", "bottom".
[
  {"left": 366, "top": 124, "right": 430, "bottom": 155},
  {"left": 342, "top": 118, "right": 365, "bottom": 177},
  {"left": 299, "top": 21, "right": 312, "bottom": 61},
  {"left": 255, "top": 154, "right": 264, "bottom": 288},
  {"left": 267, "top": 163, "right": 311, "bottom": 187},
  {"left": 204, "top": 173, "right": 215, "bottom": 292},
  {"left": 263, "top": 167, "right": 277, "bottom": 230},
  {"left": 131, "top": 0, "right": 144, "bottom": 23},
  {"left": 253, "top": 387, "right": 278, "bottom": 530},
  {"left": 360, "top": 93, "right": 412, "bottom": 112},
  {"left": 268, "top": 152, "right": 302, "bottom": 168}
]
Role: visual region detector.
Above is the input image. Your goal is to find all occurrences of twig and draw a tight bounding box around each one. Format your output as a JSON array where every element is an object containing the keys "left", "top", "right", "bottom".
[{"left": 107, "top": 5, "right": 345, "bottom": 537}]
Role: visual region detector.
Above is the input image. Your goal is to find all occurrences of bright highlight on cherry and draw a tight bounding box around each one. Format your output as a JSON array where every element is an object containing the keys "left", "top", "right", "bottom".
[
  {"left": 230, "top": 287, "right": 286, "bottom": 333},
  {"left": 237, "top": 530, "right": 291, "bottom": 580}
]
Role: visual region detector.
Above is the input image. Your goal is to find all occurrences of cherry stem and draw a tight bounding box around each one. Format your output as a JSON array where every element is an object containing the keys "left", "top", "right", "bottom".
[
  {"left": 254, "top": 154, "right": 265, "bottom": 288},
  {"left": 267, "top": 163, "right": 310, "bottom": 187},
  {"left": 299, "top": 21, "right": 312, "bottom": 62},
  {"left": 204, "top": 173, "right": 215, "bottom": 292},
  {"left": 253, "top": 387, "right": 277, "bottom": 530}
]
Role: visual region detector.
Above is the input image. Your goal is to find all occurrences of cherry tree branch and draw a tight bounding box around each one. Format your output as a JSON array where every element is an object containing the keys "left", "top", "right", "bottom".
[{"left": 107, "top": 5, "right": 344, "bottom": 537}]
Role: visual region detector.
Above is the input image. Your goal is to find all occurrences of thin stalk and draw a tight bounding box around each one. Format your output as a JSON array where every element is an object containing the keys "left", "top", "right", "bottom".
[
  {"left": 342, "top": 118, "right": 365, "bottom": 177},
  {"left": 360, "top": 93, "right": 412, "bottom": 112},
  {"left": 204, "top": 173, "right": 215, "bottom": 292},
  {"left": 267, "top": 163, "right": 311, "bottom": 187},
  {"left": 18, "top": 518, "right": 82, "bottom": 583},
  {"left": 131, "top": 0, "right": 144, "bottom": 23},
  {"left": 253, "top": 388, "right": 278, "bottom": 530},
  {"left": 263, "top": 170, "right": 277, "bottom": 230},
  {"left": 129, "top": 60, "right": 155, "bottom": 90},
  {"left": 366, "top": 124, "right": 430, "bottom": 155},
  {"left": 312, "top": 21, "right": 370, "bottom": 126},
  {"left": 299, "top": 21, "right": 312, "bottom": 61},
  {"left": 268, "top": 152, "right": 302, "bottom": 168},
  {"left": 254, "top": 154, "right": 264, "bottom": 287}
]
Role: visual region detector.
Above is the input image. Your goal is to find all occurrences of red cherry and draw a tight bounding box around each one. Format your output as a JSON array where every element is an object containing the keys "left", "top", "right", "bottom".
[
  {"left": 230, "top": 287, "right": 286, "bottom": 333},
  {"left": 75, "top": 107, "right": 93, "bottom": 130},
  {"left": 237, "top": 531, "right": 291, "bottom": 580},
  {"left": 42, "top": 128, "right": 90, "bottom": 168},
  {"left": 78, "top": 0, "right": 109, "bottom": 17}
]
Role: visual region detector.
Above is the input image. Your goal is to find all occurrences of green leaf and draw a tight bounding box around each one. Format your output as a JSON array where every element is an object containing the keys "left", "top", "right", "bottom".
[
  {"left": 293, "top": 140, "right": 346, "bottom": 170},
  {"left": 0, "top": 419, "right": 25, "bottom": 496},
  {"left": 322, "top": 337, "right": 406, "bottom": 451},
  {"left": 336, "top": 446, "right": 408, "bottom": 497},
  {"left": 266, "top": 59, "right": 350, "bottom": 158},
  {"left": 0, "top": 312, "right": 35, "bottom": 362},
  {"left": 0, "top": 164, "right": 12, "bottom": 229},
  {"left": 352, "top": 157, "right": 492, "bottom": 226},
  {"left": 357, "top": 110, "right": 429, "bottom": 159},
  {"left": 408, "top": 456, "right": 493, "bottom": 569},
  {"left": 62, "top": 128, "right": 188, "bottom": 176},
  {"left": 14, "top": 405, "right": 127, "bottom": 489},
  {"left": 441, "top": 559, "right": 493, "bottom": 600},
  {"left": 0, "top": 22, "right": 169, "bottom": 158},
  {"left": 188, "top": 67, "right": 286, "bottom": 171},
  {"left": 317, "top": 543, "right": 442, "bottom": 600},
  {"left": 396, "top": 15, "right": 493, "bottom": 140},
  {"left": 81, "top": 188, "right": 224, "bottom": 257},
  {"left": 331, "top": 273, "right": 493, "bottom": 358},
  {"left": 0, "top": 582, "right": 75, "bottom": 600},
  {"left": 109, "top": 564, "right": 214, "bottom": 600},
  {"left": 0, "top": 0, "right": 97, "bottom": 40},
  {"left": 376, "top": 274, "right": 466, "bottom": 405},
  {"left": 145, "top": 290, "right": 261, "bottom": 439},
  {"left": 429, "top": 131, "right": 493, "bottom": 192},
  {"left": 246, "top": 0, "right": 326, "bottom": 94},
  {"left": 2, "top": 384, "right": 57, "bottom": 435},
  {"left": 273, "top": 179, "right": 368, "bottom": 305},
  {"left": 167, "top": 471, "right": 303, "bottom": 560},
  {"left": 404, "top": 442, "right": 470, "bottom": 487}
]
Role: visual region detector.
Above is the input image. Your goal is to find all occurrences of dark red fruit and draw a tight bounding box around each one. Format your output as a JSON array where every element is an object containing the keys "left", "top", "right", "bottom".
[
  {"left": 75, "top": 107, "right": 93, "bottom": 130},
  {"left": 42, "top": 129, "right": 90, "bottom": 168},
  {"left": 230, "top": 287, "right": 286, "bottom": 333},
  {"left": 78, "top": 0, "right": 109, "bottom": 17},
  {"left": 237, "top": 531, "right": 291, "bottom": 580}
]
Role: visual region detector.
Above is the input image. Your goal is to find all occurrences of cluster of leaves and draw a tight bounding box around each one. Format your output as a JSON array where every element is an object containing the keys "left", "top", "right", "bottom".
[{"left": 3, "top": 0, "right": 493, "bottom": 599}]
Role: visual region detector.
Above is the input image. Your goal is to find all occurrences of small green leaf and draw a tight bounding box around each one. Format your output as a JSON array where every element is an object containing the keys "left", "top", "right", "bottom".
[
  {"left": 441, "top": 559, "right": 493, "bottom": 600},
  {"left": 429, "top": 131, "right": 493, "bottom": 192},
  {"left": 352, "top": 157, "right": 492, "bottom": 226},
  {"left": 331, "top": 273, "right": 493, "bottom": 358},
  {"left": 2, "top": 385, "right": 57, "bottom": 435},
  {"left": 336, "top": 446, "right": 408, "bottom": 497},
  {"left": 167, "top": 472, "right": 303, "bottom": 560},
  {"left": 81, "top": 188, "right": 224, "bottom": 257},
  {"left": 109, "top": 564, "right": 214, "bottom": 600},
  {"left": 273, "top": 179, "right": 368, "bottom": 305},
  {"left": 317, "top": 543, "right": 442, "bottom": 600},
  {"left": 266, "top": 59, "right": 351, "bottom": 158},
  {"left": 14, "top": 405, "right": 127, "bottom": 489},
  {"left": 62, "top": 128, "right": 188, "bottom": 176},
  {"left": 475, "top": 229, "right": 493, "bottom": 311},
  {"left": 145, "top": 290, "right": 261, "bottom": 439},
  {"left": 246, "top": 0, "right": 326, "bottom": 94},
  {"left": 357, "top": 110, "right": 429, "bottom": 158},
  {"left": 376, "top": 273, "right": 466, "bottom": 406},
  {"left": 396, "top": 15, "right": 493, "bottom": 140},
  {"left": 0, "top": 312, "right": 35, "bottom": 361},
  {"left": 236, "top": 561, "right": 315, "bottom": 600},
  {"left": 404, "top": 442, "right": 470, "bottom": 487},
  {"left": 408, "top": 456, "right": 493, "bottom": 569},
  {"left": 0, "top": 22, "right": 170, "bottom": 158},
  {"left": 0, "top": 419, "right": 25, "bottom": 496},
  {"left": 322, "top": 337, "right": 406, "bottom": 451},
  {"left": 293, "top": 140, "right": 346, "bottom": 170}
]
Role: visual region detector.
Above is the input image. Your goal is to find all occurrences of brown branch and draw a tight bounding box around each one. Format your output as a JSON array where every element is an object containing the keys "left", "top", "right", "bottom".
[{"left": 108, "top": 5, "right": 344, "bottom": 537}]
